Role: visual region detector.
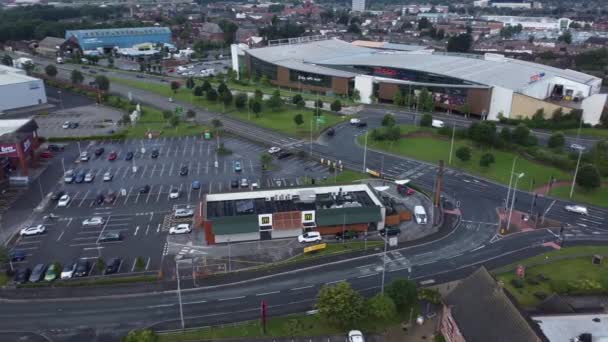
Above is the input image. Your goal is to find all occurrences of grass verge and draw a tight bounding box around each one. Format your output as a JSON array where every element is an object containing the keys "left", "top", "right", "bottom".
[
  {"left": 17, "top": 274, "right": 158, "bottom": 288},
  {"left": 563, "top": 127, "right": 608, "bottom": 139},
  {"left": 319, "top": 170, "right": 368, "bottom": 184},
  {"left": 289, "top": 241, "right": 384, "bottom": 263},
  {"left": 548, "top": 184, "right": 608, "bottom": 208}
]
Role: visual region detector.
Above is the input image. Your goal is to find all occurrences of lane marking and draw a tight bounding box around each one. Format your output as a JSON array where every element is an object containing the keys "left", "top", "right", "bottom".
[
  {"left": 56, "top": 231, "right": 64, "bottom": 241},
  {"left": 256, "top": 291, "right": 280, "bottom": 296},
  {"left": 290, "top": 285, "right": 313, "bottom": 291},
  {"left": 357, "top": 273, "right": 379, "bottom": 279},
  {"left": 218, "top": 296, "right": 245, "bottom": 301}
]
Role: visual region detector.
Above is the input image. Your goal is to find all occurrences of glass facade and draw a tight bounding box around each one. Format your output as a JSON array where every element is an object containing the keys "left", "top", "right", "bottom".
[
  {"left": 250, "top": 56, "right": 278, "bottom": 80},
  {"left": 289, "top": 70, "right": 332, "bottom": 87},
  {"left": 355, "top": 65, "right": 476, "bottom": 86}
]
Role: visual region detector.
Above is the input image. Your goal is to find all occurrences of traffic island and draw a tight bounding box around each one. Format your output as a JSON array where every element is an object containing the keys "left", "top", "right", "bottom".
[{"left": 496, "top": 207, "right": 561, "bottom": 236}]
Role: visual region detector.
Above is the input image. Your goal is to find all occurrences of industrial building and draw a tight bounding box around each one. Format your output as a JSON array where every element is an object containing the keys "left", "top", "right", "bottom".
[
  {"left": 231, "top": 36, "right": 606, "bottom": 125},
  {"left": 0, "top": 65, "right": 47, "bottom": 113},
  {"left": 64, "top": 27, "right": 172, "bottom": 54},
  {"left": 481, "top": 15, "right": 571, "bottom": 31},
  {"left": 197, "top": 184, "right": 386, "bottom": 244}
]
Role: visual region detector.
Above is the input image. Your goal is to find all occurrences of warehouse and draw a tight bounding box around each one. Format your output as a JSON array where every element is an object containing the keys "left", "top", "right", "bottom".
[
  {"left": 65, "top": 27, "right": 172, "bottom": 54},
  {"left": 231, "top": 36, "right": 606, "bottom": 125},
  {"left": 198, "top": 184, "right": 386, "bottom": 244},
  {"left": 0, "top": 65, "right": 47, "bottom": 113}
]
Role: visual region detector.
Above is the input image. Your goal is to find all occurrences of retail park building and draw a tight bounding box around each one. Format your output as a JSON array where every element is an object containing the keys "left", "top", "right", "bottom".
[{"left": 231, "top": 36, "right": 606, "bottom": 125}]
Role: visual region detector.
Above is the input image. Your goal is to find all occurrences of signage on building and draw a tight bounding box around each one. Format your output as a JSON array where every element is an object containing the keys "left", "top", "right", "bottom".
[
  {"left": 258, "top": 214, "right": 272, "bottom": 227},
  {"left": 373, "top": 67, "right": 398, "bottom": 77},
  {"left": 529, "top": 72, "right": 546, "bottom": 83},
  {"left": 301, "top": 210, "right": 315, "bottom": 223},
  {"left": 22, "top": 138, "right": 31, "bottom": 153},
  {"left": 297, "top": 75, "right": 323, "bottom": 83},
  {"left": 0, "top": 144, "right": 17, "bottom": 157}
]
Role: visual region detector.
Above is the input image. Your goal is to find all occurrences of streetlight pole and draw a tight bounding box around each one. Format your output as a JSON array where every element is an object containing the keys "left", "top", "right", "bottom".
[
  {"left": 380, "top": 235, "right": 388, "bottom": 295},
  {"left": 61, "top": 158, "right": 65, "bottom": 174},
  {"left": 506, "top": 156, "right": 519, "bottom": 209},
  {"left": 227, "top": 238, "right": 232, "bottom": 272},
  {"left": 505, "top": 172, "right": 524, "bottom": 232},
  {"left": 309, "top": 117, "right": 313, "bottom": 157},
  {"left": 570, "top": 147, "right": 584, "bottom": 199},
  {"left": 77, "top": 141, "right": 82, "bottom": 155},
  {"left": 362, "top": 131, "right": 368, "bottom": 173},
  {"left": 175, "top": 258, "right": 185, "bottom": 329},
  {"left": 37, "top": 177, "right": 44, "bottom": 201},
  {"left": 448, "top": 118, "right": 456, "bottom": 165}
]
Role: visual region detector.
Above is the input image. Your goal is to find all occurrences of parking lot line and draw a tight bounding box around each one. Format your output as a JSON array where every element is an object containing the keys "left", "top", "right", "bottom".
[
  {"left": 121, "top": 165, "right": 129, "bottom": 179},
  {"left": 66, "top": 191, "right": 79, "bottom": 208},
  {"left": 197, "top": 161, "right": 200, "bottom": 175},
  {"left": 207, "top": 144, "right": 210, "bottom": 156},
  {"left": 134, "top": 190, "right": 141, "bottom": 204},
  {"left": 130, "top": 258, "right": 137, "bottom": 272},
  {"left": 159, "top": 163, "right": 165, "bottom": 177},
  {"left": 168, "top": 162, "right": 174, "bottom": 176},
  {"left": 174, "top": 145, "right": 179, "bottom": 157},
  {"left": 134, "top": 226, "right": 140, "bottom": 236},
  {"left": 57, "top": 230, "right": 64, "bottom": 241},
  {"left": 146, "top": 186, "right": 153, "bottom": 203},
  {"left": 124, "top": 187, "right": 133, "bottom": 205},
  {"left": 140, "top": 164, "right": 148, "bottom": 179},
  {"left": 156, "top": 185, "right": 163, "bottom": 202},
  {"left": 187, "top": 184, "right": 192, "bottom": 202},
  {"left": 145, "top": 224, "right": 150, "bottom": 235},
  {"left": 191, "top": 144, "right": 195, "bottom": 157},
  {"left": 208, "top": 181, "right": 212, "bottom": 194},
  {"left": 157, "top": 223, "right": 161, "bottom": 233},
  {"left": 198, "top": 184, "right": 203, "bottom": 199},
  {"left": 78, "top": 190, "right": 90, "bottom": 207},
  {"left": 145, "top": 257, "right": 151, "bottom": 270}
]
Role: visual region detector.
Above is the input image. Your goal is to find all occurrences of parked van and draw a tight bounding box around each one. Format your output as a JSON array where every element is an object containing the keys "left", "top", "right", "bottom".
[
  {"left": 414, "top": 205, "right": 427, "bottom": 224},
  {"left": 431, "top": 119, "right": 445, "bottom": 128}
]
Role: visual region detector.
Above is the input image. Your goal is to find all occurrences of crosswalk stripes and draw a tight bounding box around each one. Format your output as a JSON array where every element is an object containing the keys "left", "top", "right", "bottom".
[{"left": 356, "top": 250, "right": 410, "bottom": 275}]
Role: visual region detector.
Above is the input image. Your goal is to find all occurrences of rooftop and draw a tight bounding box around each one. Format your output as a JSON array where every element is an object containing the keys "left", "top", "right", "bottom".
[
  {"left": 0, "top": 65, "right": 41, "bottom": 87},
  {"left": 533, "top": 313, "right": 608, "bottom": 342},
  {"left": 65, "top": 27, "right": 171, "bottom": 40},
  {"left": 0, "top": 118, "right": 37, "bottom": 140}
]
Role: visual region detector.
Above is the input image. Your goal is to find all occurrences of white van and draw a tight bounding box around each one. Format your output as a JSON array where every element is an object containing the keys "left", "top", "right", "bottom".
[
  {"left": 414, "top": 205, "right": 427, "bottom": 224},
  {"left": 431, "top": 119, "right": 445, "bottom": 128}
]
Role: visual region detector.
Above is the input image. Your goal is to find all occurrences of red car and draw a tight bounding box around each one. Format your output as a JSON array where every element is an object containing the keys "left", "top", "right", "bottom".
[
  {"left": 397, "top": 185, "right": 415, "bottom": 196},
  {"left": 108, "top": 151, "right": 117, "bottom": 161},
  {"left": 39, "top": 151, "right": 53, "bottom": 158},
  {"left": 168, "top": 68, "right": 175, "bottom": 73}
]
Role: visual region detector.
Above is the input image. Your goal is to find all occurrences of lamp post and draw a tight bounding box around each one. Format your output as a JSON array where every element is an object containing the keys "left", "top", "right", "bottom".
[
  {"left": 505, "top": 156, "right": 519, "bottom": 209},
  {"left": 569, "top": 146, "right": 584, "bottom": 199},
  {"left": 448, "top": 118, "right": 456, "bottom": 165},
  {"left": 505, "top": 172, "right": 524, "bottom": 232},
  {"left": 175, "top": 257, "right": 185, "bottom": 329},
  {"left": 362, "top": 130, "right": 368, "bottom": 173},
  {"left": 380, "top": 234, "right": 388, "bottom": 295}
]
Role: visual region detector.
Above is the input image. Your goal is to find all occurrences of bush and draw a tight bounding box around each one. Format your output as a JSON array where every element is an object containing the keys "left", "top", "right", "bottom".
[
  {"left": 526, "top": 277, "right": 540, "bottom": 285},
  {"left": 330, "top": 100, "right": 342, "bottom": 112},
  {"left": 420, "top": 113, "right": 433, "bottom": 127},
  {"left": 292, "top": 94, "right": 303, "bottom": 105},
  {"left": 479, "top": 152, "right": 495, "bottom": 167},
  {"left": 381, "top": 114, "right": 396, "bottom": 127},
  {"left": 576, "top": 164, "right": 601, "bottom": 190},
  {"left": 455, "top": 146, "right": 471, "bottom": 162},
  {"left": 511, "top": 278, "right": 525, "bottom": 288},
  {"left": 234, "top": 92, "right": 248, "bottom": 109},
  {"left": 548, "top": 132, "right": 566, "bottom": 149},
  {"left": 437, "top": 126, "right": 451, "bottom": 136},
  {"left": 534, "top": 292, "right": 548, "bottom": 300}
]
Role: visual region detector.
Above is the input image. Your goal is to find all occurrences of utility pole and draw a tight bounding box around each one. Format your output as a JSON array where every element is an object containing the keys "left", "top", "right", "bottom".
[
  {"left": 175, "top": 258, "right": 185, "bottom": 329},
  {"left": 380, "top": 235, "right": 388, "bottom": 295},
  {"left": 506, "top": 172, "right": 524, "bottom": 232},
  {"left": 570, "top": 147, "right": 584, "bottom": 199},
  {"left": 309, "top": 117, "right": 313, "bottom": 157},
  {"left": 434, "top": 160, "right": 444, "bottom": 208},
  {"left": 362, "top": 131, "right": 368, "bottom": 173},
  {"left": 506, "top": 156, "right": 519, "bottom": 209},
  {"left": 448, "top": 118, "right": 456, "bottom": 165}
]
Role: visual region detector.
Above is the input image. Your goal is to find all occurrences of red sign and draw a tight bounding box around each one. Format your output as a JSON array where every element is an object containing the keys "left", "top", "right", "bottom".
[
  {"left": 516, "top": 265, "right": 525, "bottom": 278},
  {"left": 0, "top": 143, "right": 18, "bottom": 157},
  {"left": 373, "top": 67, "right": 397, "bottom": 77}
]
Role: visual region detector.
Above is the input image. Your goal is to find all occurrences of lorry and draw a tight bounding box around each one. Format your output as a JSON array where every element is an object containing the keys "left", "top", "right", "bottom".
[
  {"left": 431, "top": 119, "right": 445, "bottom": 128},
  {"left": 13, "top": 57, "right": 33, "bottom": 69},
  {"left": 414, "top": 205, "right": 427, "bottom": 224}
]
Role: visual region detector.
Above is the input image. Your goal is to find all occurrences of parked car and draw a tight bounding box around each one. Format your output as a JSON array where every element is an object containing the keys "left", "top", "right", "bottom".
[
  {"left": 57, "top": 194, "right": 70, "bottom": 207},
  {"left": 29, "top": 264, "right": 47, "bottom": 283},
  {"left": 268, "top": 146, "right": 281, "bottom": 154},
  {"left": 230, "top": 179, "right": 239, "bottom": 188},
  {"left": 104, "top": 191, "right": 116, "bottom": 203},
  {"left": 348, "top": 330, "right": 365, "bottom": 342},
  {"left": 335, "top": 230, "right": 360, "bottom": 240},
  {"left": 169, "top": 223, "right": 191, "bottom": 235},
  {"left": 104, "top": 258, "right": 121, "bottom": 274},
  {"left": 234, "top": 161, "right": 242, "bottom": 172},
  {"left": 277, "top": 151, "right": 293, "bottom": 159},
  {"left": 125, "top": 151, "right": 134, "bottom": 160},
  {"left": 84, "top": 172, "right": 94, "bottom": 183},
  {"left": 80, "top": 152, "right": 90, "bottom": 161},
  {"left": 50, "top": 191, "right": 65, "bottom": 201},
  {"left": 108, "top": 151, "right": 117, "bottom": 161},
  {"left": 63, "top": 170, "right": 75, "bottom": 183},
  {"left": 251, "top": 182, "right": 259, "bottom": 189},
  {"left": 40, "top": 151, "right": 53, "bottom": 158},
  {"left": 565, "top": 205, "right": 588, "bottom": 215},
  {"left": 20, "top": 225, "right": 46, "bottom": 236},
  {"left": 61, "top": 262, "right": 76, "bottom": 279},
  {"left": 69, "top": 122, "right": 79, "bottom": 129},
  {"left": 44, "top": 264, "right": 59, "bottom": 281},
  {"left": 151, "top": 149, "right": 159, "bottom": 158},
  {"left": 431, "top": 119, "right": 445, "bottom": 128},
  {"left": 174, "top": 208, "right": 194, "bottom": 218},
  {"left": 95, "top": 194, "right": 105, "bottom": 205},
  {"left": 82, "top": 217, "right": 104, "bottom": 226},
  {"left": 298, "top": 231, "right": 322, "bottom": 243},
  {"left": 94, "top": 147, "right": 105, "bottom": 156},
  {"left": 356, "top": 121, "right": 367, "bottom": 128},
  {"left": 9, "top": 250, "right": 26, "bottom": 262},
  {"left": 14, "top": 268, "right": 31, "bottom": 284},
  {"left": 180, "top": 165, "right": 188, "bottom": 176},
  {"left": 75, "top": 170, "right": 86, "bottom": 183},
  {"left": 62, "top": 121, "right": 71, "bottom": 129},
  {"left": 47, "top": 144, "right": 64, "bottom": 152},
  {"left": 380, "top": 227, "right": 401, "bottom": 237},
  {"left": 103, "top": 172, "right": 113, "bottom": 182},
  {"left": 139, "top": 185, "right": 150, "bottom": 194},
  {"left": 326, "top": 128, "right": 335, "bottom": 136},
  {"left": 192, "top": 180, "right": 201, "bottom": 190},
  {"left": 349, "top": 118, "right": 361, "bottom": 125},
  {"left": 74, "top": 259, "right": 90, "bottom": 277},
  {"left": 99, "top": 231, "right": 121, "bottom": 242},
  {"left": 169, "top": 188, "right": 180, "bottom": 199},
  {"left": 240, "top": 178, "right": 249, "bottom": 188},
  {"left": 397, "top": 185, "right": 415, "bottom": 196}
]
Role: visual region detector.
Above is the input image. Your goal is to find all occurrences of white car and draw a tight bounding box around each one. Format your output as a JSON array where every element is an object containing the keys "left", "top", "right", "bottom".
[
  {"left": 169, "top": 223, "right": 191, "bottom": 235},
  {"left": 565, "top": 205, "right": 588, "bottom": 215},
  {"left": 570, "top": 143, "right": 585, "bottom": 151},
  {"left": 84, "top": 172, "right": 94, "bottom": 183},
  {"left": 298, "top": 231, "right": 322, "bottom": 243},
  {"left": 57, "top": 194, "right": 70, "bottom": 207},
  {"left": 60, "top": 263, "right": 76, "bottom": 279},
  {"left": 80, "top": 152, "right": 90, "bottom": 161},
  {"left": 268, "top": 146, "right": 281, "bottom": 154},
  {"left": 349, "top": 118, "right": 361, "bottom": 125},
  {"left": 103, "top": 172, "right": 112, "bottom": 182},
  {"left": 251, "top": 182, "right": 259, "bottom": 189},
  {"left": 348, "top": 330, "right": 365, "bottom": 342},
  {"left": 82, "top": 217, "right": 104, "bottom": 226},
  {"left": 240, "top": 178, "right": 249, "bottom": 187},
  {"left": 20, "top": 225, "right": 46, "bottom": 236},
  {"left": 174, "top": 208, "right": 194, "bottom": 218},
  {"left": 62, "top": 121, "right": 71, "bottom": 129},
  {"left": 169, "top": 188, "right": 180, "bottom": 199}
]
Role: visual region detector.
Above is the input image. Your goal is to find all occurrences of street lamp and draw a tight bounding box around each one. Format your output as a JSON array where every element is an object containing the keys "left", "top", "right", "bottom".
[
  {"left": 175, "top": 257, "right": 185, "bottom": 329},
  {"left": 380, "top": 234, "right": 388, "bottom": 295},
  {"left": 505, "top": 156, "right": 519, "bottom": 209},
  {"left": 362, "top": 130, "right": 368, "bottom": 173},
  {"left": 569, "top": 146, "right": 585, "bottom": 199},
  {"left": 448, "top": 117, "right": 456, "bottom": 165},
  {"left": 505, "top": 172, "right": 524, "bottom": 232}
]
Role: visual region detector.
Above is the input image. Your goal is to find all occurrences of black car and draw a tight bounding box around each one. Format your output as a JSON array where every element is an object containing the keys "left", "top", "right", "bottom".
[
  {"left": 380, "top": 227, "right": 401, "bottom": 237},
  {"left": 179, "top": 166, "right": 188, "bottom": 176},
  {"left": 47, "top": 144, "right": 64, "bottom": 152},
  {"left": 151, "top": 149, "right": 159, "bottom": 159},
  {"left": 29, "top": 263, "right": 47, "bottom": 283},
  {"left": 335, "top": 230, "right": 360, "bottom": 241},
  {"left": 104, "top": 258, "right": 121, "bottom": 275},
  {"left": 356, "top": 121, "right": 368, "bottom": 128},
  {"left": 74, "top": 259, "right": 90, "bottom": 277},
  {"left": 95, "top": 194, "right": 105, "bottom": 205},
  {"left": 139, "top": 185, "right": 150, "bottom": 194},
  {"left": 277, "top": 151, "right": 293, "bottom": 159},
  {"left": 125, "top": 151, "right": 134, "bottom": 161},
  {"left": 104, "top": 191, "right": 116, "bottom": 203},
  {"left": 9, "top": 249, "right": 26, "bottom": 262},
  {"left": 75, "top": 170, "right": 86, "bottom": 183},
  {"left": 14, "top": 268, "right": 31, "bottom": 284},
  {"left": 69, "top": 122, "right": 79, "bottom": 129},
  {"left": 135, "top": 75, "right": 145, "bottom": 79},
  {"left": 94, "top": 147, "right": 105, "bottom": 156},
  {"left": 99, "top": 231, "right": 121, "bottom": 242},
  {"left": 326, "top": 128, "right": 335, "bottom": 137},
  {"left": 50, "top": 191, "right": 65, "bottom": 201},
  {"left": 230, "top": 179, "right": 239, "bottom": 188}
]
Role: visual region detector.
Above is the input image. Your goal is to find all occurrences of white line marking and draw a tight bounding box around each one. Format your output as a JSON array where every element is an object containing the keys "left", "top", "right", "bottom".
[
  {"left": 218, "top": 296, "right": 245, "bottom": 301},
  {"left": 256, "top": 291, "right": 280, "bottom": 296},
  {"left": 357, "top": 273, "right": 379, "bottom": 278},
  {"left": 290, "top": 285, "right": 314, "bottom": 291},
  {"left": 56, "top": 231, "right": 64, "bottom": 241}
]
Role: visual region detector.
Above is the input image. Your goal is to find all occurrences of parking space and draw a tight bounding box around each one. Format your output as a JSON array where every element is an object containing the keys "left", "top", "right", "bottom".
[
  {"left": 35, "top": 104, "right": 123, "bottom": 138},
  {"left": 167, "top": 59, "right": 231, "bottom": 77}
]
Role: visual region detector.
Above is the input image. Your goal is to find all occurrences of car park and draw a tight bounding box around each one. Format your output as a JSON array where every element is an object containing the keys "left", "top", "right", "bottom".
[
  {"left": 29, "top": 264, "right": 47, "bottom": 283},
  {"left": 103, "top": 172, "right": 113, "bottom": 182},
  {"left": 57, "top": 194, "right": 71, "bottom": 207},
  {"left": 61, "top": 262, "right": 76, "bottom": 279},
  {"left": 234, "top": 161, "right": 242, "bottom": 172},
  {"left": 74, "top": 259, "right": 90, "bottom": 277},
  {"left": 99, "top": 231, "right": 121, "bottom": 242},
  {"left": 169, "top": 188, "right": 180, "bottom": 199},
  {"left": 565, "top": 205, "right": 588, "bottom": 215},
  {"left": 20, "top": 225, "right": 46, "bottom": 236},
  {"left": 80, "top": 152, "right": 90, "bottom": 161},
  {"left": 298, "top": 231, "right": 322, "bottom": 243},
  {"left": 268, "top": 146, "right": 281, "bottom": 154},
  {"left": 104, "top": 258, "right": 121, "bottom": 274},
  {"left": 169, "top": 223, "right": 191, "bottom": 235},
  {"left": 240, "top": 178, "right": 249, "bottom": 188},
  {"left": 75, "top": 170, "right": 86, "bottom": 183},
  {"left": 62, "top": 121, "right": 71, "bottom": 129},
  {"left": 139, "top": 185, "right": 150, "bottom": 193},
  {"left": 180, "top": 165, "right": 188, "bottom": 176},
  {"left": 108, "top": 151, "right": 117, "bottom": 161},
  {"left": 14, "top": 268, "right": 31, "bottom": 284},
  {"left": 84, "top": 172, "right": 94, "bottom": 183},
  {"left": 192, "top": 180, "right": 201, "bottom": 189},
  {"left": 104, "top": 191, "right": 116, "bottom": 203},
  {"left": 95, "top": 194, "right": 105, "bottom": 205},
  {"left": 174, "top": 208, "right": 194, "bottom": 218},
  {"left": 44, "top": 264, "right": 59, "bottom": 281},
  {"left": 94, "top": 147, "right": 105, "bottom": 156},
  {"left": 125, "top": 151, "right": 134, "bottom": 160},
  {"left": 50, "top": 191, "right": 65, "bottom": 201},
  {"left": 348, "top": 330, "right": 365, "bottom": 342},
  {"left": 82, "top": 217, "right": 104, "bottom": 227}
]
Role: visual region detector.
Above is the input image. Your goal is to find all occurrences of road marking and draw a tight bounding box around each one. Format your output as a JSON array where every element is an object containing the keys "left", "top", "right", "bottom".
[
  {"left": 140, "top": 164, "right": 148, "bottom": 179},
  {"left": 124, "top": 187, "right": 133, "bottom": 205},
  {"left": 147, "top": 304, "right": 174, "bottom": 309},
  {"left": 471, "top": 244, "right": 486, "bottom": 252},
  {"left": 56, "top": 230, "right": 64, "bottom": 241},
  {"left": 14, "top": 246, "right": 38, "bottom": 250},
  {"left": 145, "top": 224, "right": 150, "bottom": 235},
  {"left": 134, "top": 226, "right": 140, "bottom": 236},
  {"left": 157, "top": 223, "right": 161, "bottom": 233},
  {"left": 131, "top": 258, "right": 137, "bottom": 272},
  {"left": 290, "top": 285, "right": 313, "bottom": 291},
  {"left": 134, "top": 190, "right": 141, "bottom": 204},
  {"left": 218, "top": 296, "right": 245, "bottom": 301},
  {"left": 197, "top": 161, "right": 200, "bottom": 175},
  {"left": 325, "top": 279, "right": 345, "bottom": 285},
  {"left": 145, "top": 257, "right": 151, "bottom": 270},
  {"left": 544, "top": 200, "right": 556, "bottom": 216},
  {"left": 184, "top": 300, "right": 208, "bottom": 305},
  {"left": 146, "top": 186, "right": 153, "bottom": 203},
  {"left": 156, "top": 185, "right": 163, "bottom": 202},
  {"left": 159, "top": 163, "right": 165, "bottom": 177},
  {"left": 83, "top": 246, "right": 104, "bottom": 251},
  {"left": 256, "top": 291, "right": 280, "bottom": 296},
  {"left": 168, "top": 162, "right": 174, "bottom": 176},
  {"left": 67, "top": 218, "right": 73, "bottom": 227},
  {"left": 357, "top": 273, "right": 379, "bottom": 279},
  {"left": 78, "top": 190, "right": 90, "bottom": 207}
]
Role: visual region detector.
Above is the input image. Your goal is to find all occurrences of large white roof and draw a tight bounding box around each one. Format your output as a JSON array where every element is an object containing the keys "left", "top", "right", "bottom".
[
  {"left": 0, "top": 118, "right": 33, "bottom": 136},
  {"left": 0, "top": 65, "right": 41, "bottom": 87}
]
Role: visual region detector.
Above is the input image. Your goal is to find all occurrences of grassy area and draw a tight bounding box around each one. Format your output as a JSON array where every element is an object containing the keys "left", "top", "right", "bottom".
[
  {"left": 359, "top": 125, "right": 571, "bottom": 186},
  {"left": 548, "top": 184, "right": 608, "bottom": 208},
  {"left": 289, "top": 241, "right": 384, "bottom": 263},
  {"left": 123, "top": 106, "right": 208, "bottom": 139},
  {"left": 494, "top": 246, "right": 608, "bottom": 308},
  {"left": 563, "top": 127, "right": 608, "bottom": 139},
  {"left": 0, "top": 273, "right": 8, "bottom": 286},
  {"left": 324, "top": 170, "right": 369, "bottom": 184}
]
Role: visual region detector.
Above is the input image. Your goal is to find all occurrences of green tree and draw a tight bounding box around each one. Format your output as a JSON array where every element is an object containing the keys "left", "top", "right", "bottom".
[
  {"left": 558, "top": 30, "right": 572, "bottom": 44},
  {"left": 44, "top": 64, "right": 57, "bottom": 78},
  {"left": 217, "top": 82, "right": 229, "bottom": 96},
  {"left": 294, "top": 113, "right": 304, "bottom": 127},
  {"left": 121, "top": 113, "right": 131, "bottom": 125},
  {"left": 186, "top": 109, "right": 196, "bottom": 119},
  {"left": 250, "top": 100, "right": 262, "bottom": 117},
  {"left": 169, "top": 114, "right": 180, "bottom": 128},
  {"left": 548, "top": 132, "right": 565, "bottom": 149},
  {"left": 193, "top": 86, "right": 203, "bottom": 97},
  {"left": 393, "top": 90, "right": 403, "bottom": 106},
  {"left": 107, "top": 56, "right": 114, "bottom": 68},
  {"left": 185, "top": 77, "right": 195, "bottom": 90},
  {"left": 386, "top": 278, "right": 417, "bottom": 314},
  {"left": 254, "top": 89, "right": 264, "bottom": 102},
  {"left": 455, "top": 146, "right": 471, "bottom": 162},
  {"left": 292, "top": 94, "right": 303, "bottom": 105},
  {"left": 447, "top": 32, "right": 473, "bottom": 52},
  {"left": 1, "top": 54, "right": 13, "bottom": 66},
  {"left": 382, "top": 114, "right": 396, "bottom": 127},
  {"left": 260, "top": 153, "right": 272, "bottom": 170},
  {"left": 366, "top": 294, "right": 397, "bottom": 321},
  {"left": 576, "top": 164, "right": 601, "bottom": 190},
  {"left": 420, "top": 113, "right": 433, "bottom": 127},
  {"left": 479, "top": 153, "right": 495, "bottom": 167},
  {"left": 351, "top": 88, "right": 361, "bottom": 102},
  {"left": 123, "top": 329, "right": 158, "bottom": 342},
  {"left": 170, "top": 80, "right": 181, "bottom": 94},
  {"left": 266, "top": 90, "right": 283, "bottom": 111},
  {"left": 221, "top": 90, "right": 233, "bottom": 108},
  {"left": 500, "top": 127, "right": 512, "bottom": 143},
  {"left": 234, "top": 92, "right": 248, "bottom": 109},
  {"left": 260, "top": 74, "right": 270, "bottom": 86},
  {"left": 95, "top": 75, "right": 110, "bottom": 91},
  {"left": 70, "top": 69, "right": 84, "bottom": 85},
  {"left": 162, "top": 110, "right": 172, "bottom": 122},
  {"left": 330, "top": 100, "right": 342, "bottom": 112},
  {"left": 512, "top": 124, "right": 531, "bottom": 145},
  {"left": 468, "top": 121, "right": 497, "bottom": 147},
  {"left": 206, "top": 88, "right": 218, "bottom": 102},
  {"left": 201, "top": 80, "right": 211, "bottom": 92},
  {"left": 315, "top": 282, "right": 364, "bottom": 329}
]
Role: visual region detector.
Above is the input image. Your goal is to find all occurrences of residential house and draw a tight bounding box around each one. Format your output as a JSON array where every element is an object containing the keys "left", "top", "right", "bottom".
[{"left": 199, "top": 22, "right": 224, "bottom": 42}]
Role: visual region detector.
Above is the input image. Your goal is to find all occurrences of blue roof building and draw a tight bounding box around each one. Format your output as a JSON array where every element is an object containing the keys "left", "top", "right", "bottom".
[{"left": 65, "top": 27, "right": 172, "bottom": 51}]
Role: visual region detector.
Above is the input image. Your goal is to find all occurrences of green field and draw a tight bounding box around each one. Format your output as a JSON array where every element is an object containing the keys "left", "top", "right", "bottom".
[
  {"left": 495, "top": 246, "right": 608, "bottom": 308},
  {"left": 358, "top": 126, "right": 571, "bottom": 186},
  {"left": 123, "top": 106, "right": 208, "bottom": 138},
  {"left": 548, "top": 184, "right": 608, "bottom": 208},
  {"left": 564, "top": 127, "right": 608, "bottom": 139}
]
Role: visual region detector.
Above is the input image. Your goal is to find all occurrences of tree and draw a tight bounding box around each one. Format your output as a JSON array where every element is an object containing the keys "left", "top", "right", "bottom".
[
  {"left": 292, "top": 94, "right": 303, "bottom": 105},
  {"left": 260, "top": 153, "right": 272, "bottom": 170},
  {"left": 347, "top": 23, "right": 361, "bottom": 34},
  {"left": 447, "top": 32, "right": 473, "bottom": 53},
  {"left": 266, "top": 90, "right": 283, "bottom": 111},
  {"left": 107, "top": 56, "right": 114, "bottom": 68},
  {"left": 22, "top": 61, "right": 35, "bottom": 76},
  {"left": 420, "top": 113, "right": 433, "bottom": 127},
  {"left": 121, "top": 113, "right": 131, "bottom": 125},
  {"left": 96, "top": 258, "right": 105, "bottom": 274},
  {"left": 123, "top": 329, "right": 158, "bottom": 342},
  {"left": 393, "top": 90, "right": 403, "bottom": 106},
  {"left": 193, "top": 86, "right": 203, "bottom": 97},
  {"left": 418, "top": 17, "right": 431, "bottom": 30},
  {"left": 294, "top": 113, "right": 304, "bottom": 127},
  {"left": 234, "top": 93, "right": 248, "bottom": 109},
  {"left": 385, "top": 279, "right": 417, "bottom": 314},
  {"left": 455, "top": 146, "right": 472, "bottom": 162},
  {"left": 418, "top": 88, "right": 434, "bottom": 113},
  {"left": 366, "top": 294, "right": 397, "bottom": 321},
  {"left": 169, "top": 114, "right": 180, "bottom": 128},
  {"left": 95, "top": 75, "right": 110, "bottom": 91},
  {"left": 221, "top": 90, "right": 233, "bottom": 108},
  {"left": 512, "top": 124, "right": 530, "bottom": 145},
  {"left": 260, "top": 74, "right": 270, "bottom": 86},
  {"left": 70, "top": 69, "right": 84, "bottom": 85},
  {"left": 217, "top": 82, "right": 229, "bottom": 96},
  {"left": 254, "top": 89, "right": 264, "bottom": 102},
  {"left": 330, "top": 100, "right": 342, "bottom": 112},
  {"left": 170, "top": 80, "right": 181, "bottom": 94},
  {"left": 548, "top": 132, "right": 565, "bottom": 149},
  {"left": 44, "top": 64, "right": 57, "bottom": 78},
  {"left": 468, "top": 121, "right": 497, "bottom": 147},
  {"left": 576, "top": 164, "right": 601, "bottom": 190},
  {"left": 500, "top": 127, "right": 512, "bottom": 143},
  {"left": 186, "top": 109, "right": 196, "bottom": 119},
  {"left": 206, "top": 88, "right": 218, "bottom": 102},
  {"left": 315, "top": 282, "right": 364, "bottom": 329},
  {"left": 382, "top": 114, "right": 396, "bottom": 127},
  {"left": 1, "top": 54, "right": 13, "bottom": 66},
  {"left": 558, "top": 30, "right": 572, "bottom": 44},
  {"left": 479, "top": 153, "right": 495, "bottom": 167},
  {"left": 162, "top": 110, "right": 173, "bottom": 121},
  {"left": 185, "top": 77, "right": 195, "bottom": 90},
  {"left": 201, "top": 80, "right": 211, "bottom": 92},
  {"left": 250, "top": 100, "right": 262, "bottom": 116},
  {"left": 352, "top": 89, "right": 360, "bottom": 102}
]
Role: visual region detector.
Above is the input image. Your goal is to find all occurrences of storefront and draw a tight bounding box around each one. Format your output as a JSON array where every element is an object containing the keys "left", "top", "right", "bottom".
[{"left": 0, "top": 119, "right": 40, "bottom": 184}]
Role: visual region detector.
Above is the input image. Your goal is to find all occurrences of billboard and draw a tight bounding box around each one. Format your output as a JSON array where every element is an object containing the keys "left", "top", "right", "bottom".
[{"left": 0, "top": 144, "right": 18, "bottom": 157}]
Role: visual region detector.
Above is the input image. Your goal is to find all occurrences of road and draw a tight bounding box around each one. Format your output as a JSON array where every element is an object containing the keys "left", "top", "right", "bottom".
[{"left": 0, "top": 55, "right": 606, "bottom": 341}]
